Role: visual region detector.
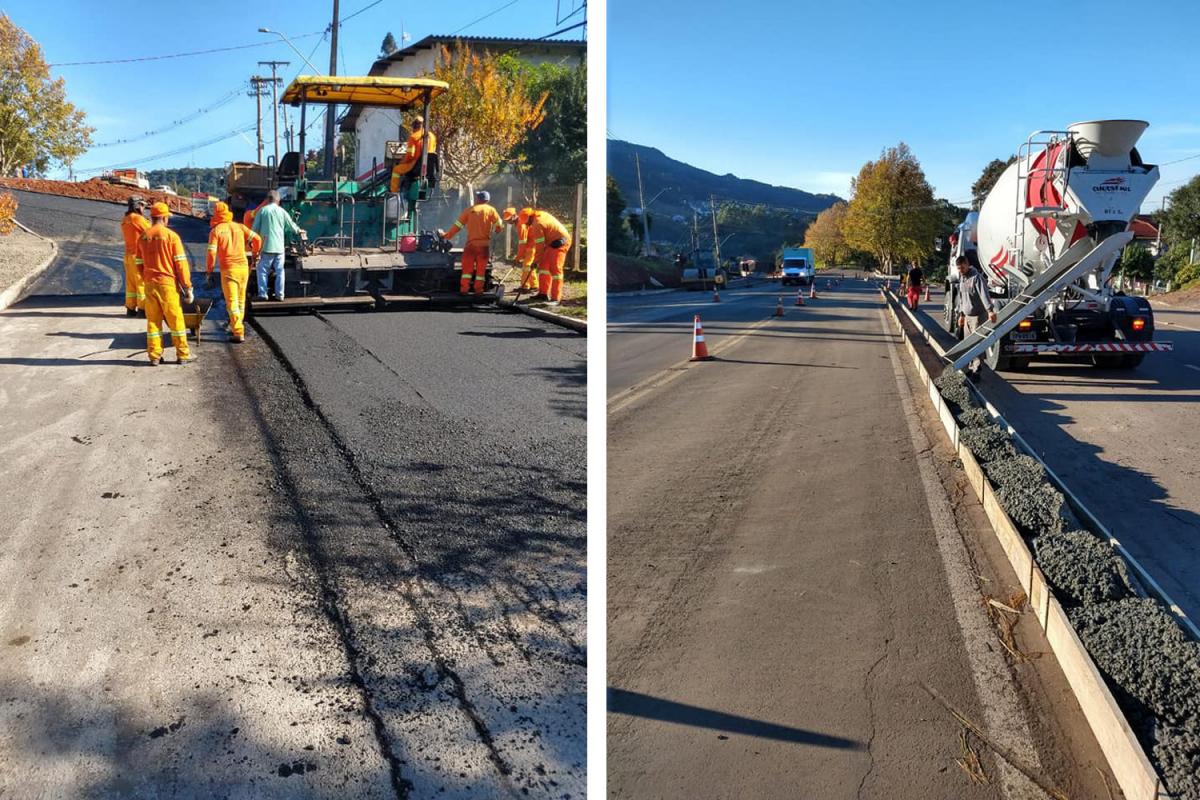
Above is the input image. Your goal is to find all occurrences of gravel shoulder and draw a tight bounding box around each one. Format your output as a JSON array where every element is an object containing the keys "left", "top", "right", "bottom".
[{"left": 0, "top": 225, "right": 55, "bottom": 295}]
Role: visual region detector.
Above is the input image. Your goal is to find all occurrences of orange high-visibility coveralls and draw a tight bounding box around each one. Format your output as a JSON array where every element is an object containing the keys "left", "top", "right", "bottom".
[
  {"left": 243, "top": 198, "right": 267, "bottom": 229},
  {"left": 528, "top": 210, "right": 572, "bottom": 301},
  {"left": 516, "top": 215, "right": 538, "bottom": 291},
  {"left": 207, "top": 210, "right": 262, "bottom": 339},
  {"left": 389, "top": 129, "right": 438, "bottom": 192},
  {"left": 443, "top": 203, "right": 502, "bottom": 294},
  {"left": 136, "top": 223, "right": 193, "bottom": 362},
  {"left": 120, "top": 211, "right": 151, "bottom": 311}
]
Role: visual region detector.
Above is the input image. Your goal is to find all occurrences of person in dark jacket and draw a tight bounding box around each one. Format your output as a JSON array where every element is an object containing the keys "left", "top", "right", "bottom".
[
  {"left": 955, "top": 255, "right": 997, "bottom": 380},
  {"left": 906, "top": 262, "right": 924, "bottom": 309}
]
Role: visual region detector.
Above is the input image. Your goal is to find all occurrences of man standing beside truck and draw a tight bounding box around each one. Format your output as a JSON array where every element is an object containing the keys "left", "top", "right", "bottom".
[{"left": 955, "top": 255, "right": 997, "bottom": 380}]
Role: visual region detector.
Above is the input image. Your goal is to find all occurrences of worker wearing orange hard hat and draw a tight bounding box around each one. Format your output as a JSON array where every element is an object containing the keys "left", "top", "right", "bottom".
[
  {"left": 442, "top": 190, "right": 502, "bottom": 295},
  {"left": 524, "top": 208, "right": 572, "bottom": 303},
  {"left": 389, "top": 117, "right": 438, "bottom": 195},
  {"left": 120, "top": 196, "right": 151, "bottom": 315},
  {"left": 206, "top": 201, "right": 262, "bottom": 343},
  {"left": 503, "top": 206, "right": 538, "bottom": 293},
  {"left": 135, "top": 202, "right": 194, "bottom": 365}
]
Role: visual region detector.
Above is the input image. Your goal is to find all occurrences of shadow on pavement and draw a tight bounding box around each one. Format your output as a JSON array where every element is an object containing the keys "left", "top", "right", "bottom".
[
  {"left": 607, "top": 688, "right": 864, "bottom": 749},
  {"left": 714, "top": 357, "right": 859, "bottom": 369}
]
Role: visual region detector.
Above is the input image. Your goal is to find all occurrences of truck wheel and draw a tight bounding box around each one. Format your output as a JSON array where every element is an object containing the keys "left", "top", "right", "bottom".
[{"left": 985, "top": 341, "right": 1012, "bottom": 371}]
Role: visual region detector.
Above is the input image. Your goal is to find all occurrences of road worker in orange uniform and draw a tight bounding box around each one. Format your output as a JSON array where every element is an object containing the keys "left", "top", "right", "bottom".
[
  {"left": 120, "top": 196, "right": 151, "bottom": 315},
  {"left": 389, "top": 117, "right": 437, "bottom": 194},
  {"left": 524, "top": 208, "right": 572, "bottom": 303},
  {"left": 135, "top": 202, "right": 194, "bottom": 366},
  {"left": 243, "top": 197, "right": 267, "bottom": 228},
  {"left": 442, "top": 191, "right": 502, "bottom": 295},
  {"left": 206, "top": 201, "right": 261, "bottom": 343},
  {"left": 503, "top": 206, "right": 538, "bottom": 292}
]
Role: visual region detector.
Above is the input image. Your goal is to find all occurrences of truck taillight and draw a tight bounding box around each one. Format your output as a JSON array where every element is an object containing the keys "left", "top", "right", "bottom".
[
  {"left": 1017, "top": 319, "right": 1033, "bottom": 331},
  {"left": 1132, "top": 317, "right": 1146, "bottom": 331}
]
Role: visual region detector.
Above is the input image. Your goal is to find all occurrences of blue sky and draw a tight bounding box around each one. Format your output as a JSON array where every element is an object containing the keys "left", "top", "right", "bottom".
[
  {"left": 8, "top": 0, "right": 585, "bottom": 181},
  {"left": 608, "top": 0, "right": 1200, "bottom": 212}
]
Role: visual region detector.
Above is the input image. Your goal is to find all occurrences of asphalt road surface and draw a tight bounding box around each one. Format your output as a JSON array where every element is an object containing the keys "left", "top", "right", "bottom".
[
  {"left": 0, "top": 192, "right": 585, "bottom": 798},
  {"left": 916, "top": 291, "right": 1200, "bottom": 624},
  {"left": 606, "top": 276, "right": 1109, "bottom": 798}
]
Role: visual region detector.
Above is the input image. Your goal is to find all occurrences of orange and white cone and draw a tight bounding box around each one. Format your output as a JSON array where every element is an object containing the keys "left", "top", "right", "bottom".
[
  {"left": 775, "top": 297, "right": 785, "bottom": 317},
  {"left": 795, "top": 289, "right": 805, "bottom": 306},
  {"left": 809, "top": 283, "right": 818, "bottom": 299},
  {"left": 712, "top": 288, "right": 721, "bottom": 303},
  {"left": 690, "top": 314, "right": 713, "bottom": 361},
  {"left": 923, "top": 285, "right": 931, "bottom": 302}
]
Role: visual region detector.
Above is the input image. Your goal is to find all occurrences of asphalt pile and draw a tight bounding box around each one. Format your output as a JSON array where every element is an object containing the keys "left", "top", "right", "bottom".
[{"left": 933, "top": 365, "right": 1200, "bottom": 798}]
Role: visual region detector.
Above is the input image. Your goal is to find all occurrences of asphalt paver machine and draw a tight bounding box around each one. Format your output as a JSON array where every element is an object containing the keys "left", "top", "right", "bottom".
[{"left": 253, "top": 75, "right": 495, "bottom": 313}]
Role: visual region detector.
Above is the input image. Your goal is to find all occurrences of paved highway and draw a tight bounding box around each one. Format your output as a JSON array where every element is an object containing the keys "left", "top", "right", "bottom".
[{"left": 606, "top": 276, "right": 1110, "bottom": 798}]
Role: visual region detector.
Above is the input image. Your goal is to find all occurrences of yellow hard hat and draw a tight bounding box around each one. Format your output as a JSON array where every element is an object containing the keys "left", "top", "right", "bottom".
[
  {"left": 150, "top": 201, "right": 171, "bottom": 218},
  {"left": 502, "top": 207, "right": 518, "bottom": 222},
  {"left": 518, "top": 207, "right": 535, "bottom": 225}
]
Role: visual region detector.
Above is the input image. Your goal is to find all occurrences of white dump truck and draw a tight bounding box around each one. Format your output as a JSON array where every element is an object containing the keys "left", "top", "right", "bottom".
[
  {"left": 780, "top": 247, "right": 815, "bottom": 286},
  {"left": 943, "top": 120, "right": 1172, "bottom": 371}
]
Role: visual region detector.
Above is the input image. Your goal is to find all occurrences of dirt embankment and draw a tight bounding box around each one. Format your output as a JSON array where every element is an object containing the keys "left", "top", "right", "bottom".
[
  {"left": 0, "top": 178, "right": 195, "bottom": 215},
  {"left": 1153, "top": 283, "right": 1200, "bottom": 311},
  {"left": 607, "top": 253, "right": 681, "bottom": 291}
]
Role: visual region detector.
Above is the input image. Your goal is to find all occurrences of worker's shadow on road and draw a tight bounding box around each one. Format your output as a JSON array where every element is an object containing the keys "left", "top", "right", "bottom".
[
  {"left": 46, "top": 331, "right": 147, "bottom": 350},
  {"left": 608, "top": 688, "right": 864, "bottom": 749},
  {"left": 458, "top": 325, "right": 581, "bottom": 340}
]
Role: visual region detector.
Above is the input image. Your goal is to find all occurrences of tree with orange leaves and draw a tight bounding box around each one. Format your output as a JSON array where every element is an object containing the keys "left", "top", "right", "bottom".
[{"left": 426, "top": 42, "right": 547, "bottom": 199}]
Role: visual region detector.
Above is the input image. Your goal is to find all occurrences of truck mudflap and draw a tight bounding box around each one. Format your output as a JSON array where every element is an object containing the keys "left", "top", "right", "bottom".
[{"left": 1006, "top": 341, "right": 1173, "bottom": 354}]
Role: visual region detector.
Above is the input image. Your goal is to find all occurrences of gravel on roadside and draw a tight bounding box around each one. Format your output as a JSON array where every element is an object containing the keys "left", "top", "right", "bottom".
[{"left": 0, "top": 225, "right": 55, "bottom": 294}]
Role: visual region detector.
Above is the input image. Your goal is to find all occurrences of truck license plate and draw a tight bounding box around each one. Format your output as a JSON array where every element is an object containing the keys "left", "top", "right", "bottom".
[{"left": 1011, "top": 332, "right": 1037, "bottom": 341}]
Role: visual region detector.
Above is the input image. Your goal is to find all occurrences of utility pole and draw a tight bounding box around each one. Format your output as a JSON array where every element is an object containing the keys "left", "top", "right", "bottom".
[
  {"left": 324, "top": 0, "right": 340, "bottom": 179},
  {"left": 248, "top": 77, "right": 269, "bottom": 163},
  {"left": 634, "top": 152, "right": 650, "bottom": 256},
  {"left": 710, "top": 195, "right": 722, "bottom": 273},
  {"left": 258, "top": 61, "right": 288, "bottom": 167}
]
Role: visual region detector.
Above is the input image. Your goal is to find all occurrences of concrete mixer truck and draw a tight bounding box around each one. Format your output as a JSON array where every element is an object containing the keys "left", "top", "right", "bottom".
[{"left": 941, "top": 120, "right": 1172, "bottom": 372}]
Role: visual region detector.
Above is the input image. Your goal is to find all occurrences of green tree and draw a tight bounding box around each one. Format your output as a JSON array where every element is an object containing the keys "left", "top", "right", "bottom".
[
  {"left": 1161, "top": 175, "right": 1200, "bottom": 249},
  {"left": 510, "top": 61, "right": 586, "bottom": 189},
  {"left": 843, "top": 143, "right": 940, "bottom": 273},
  {"left": 379, "top": 32, "right": 399, "bottom": 57},
  {"left": 0, "top": 13, "right": 92, "bottom": 174},
  {"left": 607, "top": 175, "right": 636, "bottom": 255},
  {"left": 971, "top": 156, "right": 1016, "bottom": 204},
  {"left": 1117, "top": 242, "right": 1155, "bottom": 284}
]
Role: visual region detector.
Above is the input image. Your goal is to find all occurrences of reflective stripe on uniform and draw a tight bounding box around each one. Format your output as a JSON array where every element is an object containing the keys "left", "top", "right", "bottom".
[
  {"left": 125, "top": 292, "right": 139, "bottom": 298},
  {"left": 170, "top": 329, "right": 187, "bottom": 337},
  {"left": 534, "top": 237, "right": 545, "bottom": 243},
  {"left": 207, "top": 244, "right": 218, "bottom": 251},
  {"left": 134, "top": 258, "right": 144, "bottom": 265},
  {"left": 538, "top": 269, "right": 552, "bottom": 276},
  {"left": 174, "top": 254, "right": 187, "bottom": 261},
  {"left": 146, "top": 331, "right": 163, "bottom": 338}
]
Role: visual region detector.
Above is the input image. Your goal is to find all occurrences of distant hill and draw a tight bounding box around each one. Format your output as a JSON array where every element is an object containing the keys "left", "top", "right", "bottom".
[
  {"left": 609, "top": 139, "right": 844, "bottom": 261},
  {"left": 144, "top": 167, "right": 225, "bottom": 196}
]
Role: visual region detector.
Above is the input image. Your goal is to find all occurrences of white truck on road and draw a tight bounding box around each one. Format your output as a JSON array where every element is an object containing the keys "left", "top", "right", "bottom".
[{"left": 781, "top": 247, "right": 815, "bottom": 286}]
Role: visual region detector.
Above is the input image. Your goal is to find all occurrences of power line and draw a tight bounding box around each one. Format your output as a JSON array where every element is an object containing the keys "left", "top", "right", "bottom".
[
  {"left": 77, "top": 124, "right": 258, "bottom": 174},
  {"left": 91, "top": 85, "right": 247, "bottom": 147},
  {"left": 1160, "top": 152, "right": 1200, "bottom": 166},
  {"left": 49, "top": 32, "right": 323, "bottom": 67},
  {"left": 451, "top": 0, "right": 523, "bottom": 35}
]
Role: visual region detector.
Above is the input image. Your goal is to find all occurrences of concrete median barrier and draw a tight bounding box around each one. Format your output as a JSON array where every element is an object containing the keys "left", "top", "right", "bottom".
[{"left": 884, "top": 286, "right": 1198, "bottom": 799}]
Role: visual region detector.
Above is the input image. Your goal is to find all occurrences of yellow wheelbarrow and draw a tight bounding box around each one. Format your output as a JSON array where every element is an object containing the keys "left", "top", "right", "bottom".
[{"left": 179, "top": 297, "right": 212, "bottom": 344}]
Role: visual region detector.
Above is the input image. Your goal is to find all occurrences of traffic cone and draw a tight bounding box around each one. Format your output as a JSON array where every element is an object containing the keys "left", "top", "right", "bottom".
[
  {"left": 924, "top": 285, "right": 931, "bottom": 302},
  {"left": 809, "top": 283, "right": 818, "bottom": 299},
  {"left": 712, "top": 288, "right": 721, "bottom": 303},
  {"left": 795, "top": 289, "right": 805, "bottom": 306},
  {"left": 690, "top": 315, "right": 713, "bottom": 361},
  {"left": 774, "top": 297, "right": 785, "bottom": 317}
]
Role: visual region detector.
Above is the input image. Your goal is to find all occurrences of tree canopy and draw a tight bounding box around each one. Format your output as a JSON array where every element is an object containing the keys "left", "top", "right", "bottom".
[
  {"left": 379, "top": 32, "right": 399, "bottom": 57},
  {"left": 426, "top": 42, "right": 547, "bottom": 197},
  {"left": 501, "top": 57, "right": 586, "bottom": 189},
  {"left": 971, "top": 156, "right": 1016, "bottom": 204},
  {"left": 0, "top": 13, "right": 92, "bottom": 175},
  {"left": 842, "top": 143, "right": 940, "bottom": 273},
  {"left": 607, "top": 175, "right": 637, "bottom": 255},
  {"left": 803, "top": 201, "right": 848, "bottom": 267}
]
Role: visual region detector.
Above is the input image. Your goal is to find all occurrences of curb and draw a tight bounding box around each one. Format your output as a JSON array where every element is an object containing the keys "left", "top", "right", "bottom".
[
  {"left": 607, "top": 287, "right": 676, "bottom": 297},
  {"left": 498, "top": 297, "right": 586, "bottom": 333},
  {"left": 880, "top": 287, "right": 1174, "bottom": 800},
  {"left": 0, "top": 229, "right": 58, "bottom": 313}
]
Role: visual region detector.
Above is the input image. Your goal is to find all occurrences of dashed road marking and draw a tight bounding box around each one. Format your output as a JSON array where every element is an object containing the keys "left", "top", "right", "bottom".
[{"left": 1186, "top": 364, "right": 1200, "bottom": 372}]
